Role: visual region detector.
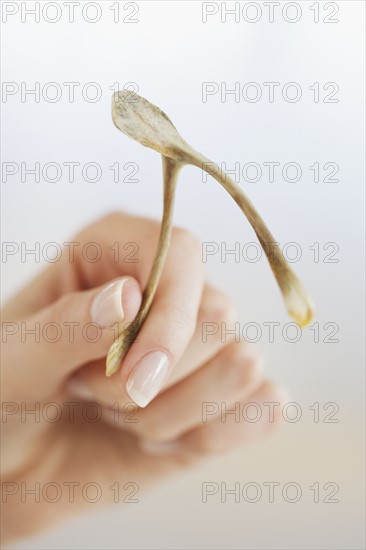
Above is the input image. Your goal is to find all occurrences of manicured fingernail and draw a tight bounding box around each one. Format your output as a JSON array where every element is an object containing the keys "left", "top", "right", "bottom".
[
  {"left": 91, "top": 278, "right": 127, "bottom": 329},
  {"left": 126, "top": 351, "right": 169, "bottom": 408}
]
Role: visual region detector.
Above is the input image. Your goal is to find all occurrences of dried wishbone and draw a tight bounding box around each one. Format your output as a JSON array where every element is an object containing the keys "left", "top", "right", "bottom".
[
  {"left": 106, "top": 155, "right": 182, "bottom": 376},
  {"left": 106, "top": 90, "right": 314, "bottom": 376}
]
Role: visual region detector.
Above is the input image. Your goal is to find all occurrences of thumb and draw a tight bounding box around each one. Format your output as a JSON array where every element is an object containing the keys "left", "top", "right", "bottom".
[{"left": 2, "top": 277, "right": 142, "bottom": 400}]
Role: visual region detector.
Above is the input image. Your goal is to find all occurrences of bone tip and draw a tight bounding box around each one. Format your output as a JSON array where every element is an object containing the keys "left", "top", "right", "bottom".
[
  {"left": 105, "top": 365, "right": 116, "bottom": 377},
  {"left": 290, "top": 304, "right": 315, "bottom": 328},
  {"left": 105, "top": 362, "right": 118, "bottom": 377},
  {"left": 285, "top": 285, "right": 315, "bottom": 329}
]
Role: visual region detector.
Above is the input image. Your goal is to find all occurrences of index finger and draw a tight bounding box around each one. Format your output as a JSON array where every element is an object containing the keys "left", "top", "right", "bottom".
[{"left": 119, "top": 227, "right": 205, "bottom": 408}]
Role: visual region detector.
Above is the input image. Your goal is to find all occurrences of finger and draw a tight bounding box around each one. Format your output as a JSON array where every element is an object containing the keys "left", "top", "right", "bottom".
[
  {"left": 131, "top": 341, "right": 264, "bottom": 442},
  {"left": 66, "top": 285, "right": 236, "bottom": 406},
  {"left": 167, "top": 284, "right": 237, "bottom": 387},
  {"left": 1, "top": 212, "right": 161, "bottom": 320},
  {"left": 141, "top": 381, "right": 289, "bottom": 457},
  {"left": 2, "top": 277, "right": 142, "bottom": 401},
  {"left": 1, "top": 265, "right": 59, "bottom": 321},
  {"left": 120, "top": 227, "right": 205, "bottom": 408}
]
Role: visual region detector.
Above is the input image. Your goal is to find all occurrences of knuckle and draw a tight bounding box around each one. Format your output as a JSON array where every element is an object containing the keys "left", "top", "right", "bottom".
[
  {"left": 193, "top": 431, "right": 225, "bottom": 456},
  {"left": 76, "top": 212, "right": 123, "bottom": 239},
  {"left": 200, "top": 288, "right": 237, "bottom": 326},
  {"left": 137, "top": 412, "right": 171, "bottom": 442},
  {"left": 260, "top": 381, "right": 289, "bottom": 424},
  {"left": 171, "top": 227, "right": 201, "bottom": 256},
  {"left": 141, "top": 218, "right": 161, "bottom": 239},
  {"left": 224, "top": 343, "right": 263, "bottom": 389},
  {"left": 244, "top": 354, "right": 264, "bottom": 386},
  {"left": 98, "top": 211, "right": 124, "bottom": 225}
]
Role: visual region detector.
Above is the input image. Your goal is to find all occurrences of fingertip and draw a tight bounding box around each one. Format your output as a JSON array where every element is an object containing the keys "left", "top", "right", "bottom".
[
  {"left": 91, "top": 277, "right": 141, "bottom": 329},
  {"left": 121, "top": 277, "right": 143, "bottom": 322}
]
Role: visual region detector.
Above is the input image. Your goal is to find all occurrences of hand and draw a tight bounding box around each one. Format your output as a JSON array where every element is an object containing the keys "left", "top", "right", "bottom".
[{"left": 1, "top": 212, "right": 288, "bottom": 542}]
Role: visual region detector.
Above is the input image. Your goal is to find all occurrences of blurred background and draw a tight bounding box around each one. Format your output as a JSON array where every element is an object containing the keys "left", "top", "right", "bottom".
[{"left": 1, "top": 1, "right": 365, "bottom": 548}]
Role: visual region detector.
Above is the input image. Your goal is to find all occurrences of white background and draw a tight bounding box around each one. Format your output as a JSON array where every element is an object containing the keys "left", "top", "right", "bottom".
[{"left": 1, "top": 1, "right": 365, "bottom": 548}]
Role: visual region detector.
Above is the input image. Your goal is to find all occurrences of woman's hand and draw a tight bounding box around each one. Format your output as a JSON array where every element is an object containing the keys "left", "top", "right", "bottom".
[{"left": 1, "top": 212, "right": 288, "bottom": 541}]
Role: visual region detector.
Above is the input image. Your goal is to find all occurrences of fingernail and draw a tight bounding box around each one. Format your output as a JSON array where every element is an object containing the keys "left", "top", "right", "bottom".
[
  {"left": 126, "top": 351, "right": 169, "bottom": 408},
  {"left": 91, "top": 278, "right": 127, "bottom": 329}
]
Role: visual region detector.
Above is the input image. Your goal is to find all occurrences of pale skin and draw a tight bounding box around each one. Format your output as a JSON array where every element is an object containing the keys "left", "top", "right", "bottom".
[{"left": 1, "top": 213, "right": 288, "bottom": 543}]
